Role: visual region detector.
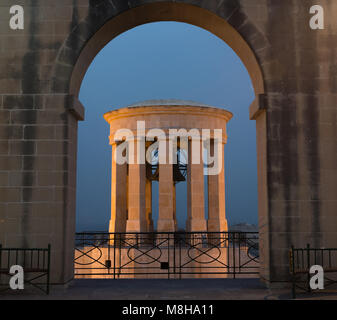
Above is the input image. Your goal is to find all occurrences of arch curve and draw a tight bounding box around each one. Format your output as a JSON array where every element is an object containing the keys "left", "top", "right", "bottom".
[{"left": 53, "top": 1, "right": 266, "bottom": 99}]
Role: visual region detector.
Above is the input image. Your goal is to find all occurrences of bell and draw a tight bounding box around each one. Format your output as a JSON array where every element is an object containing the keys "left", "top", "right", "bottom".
[
  {"left": 173, "top": 163, "right": 186, "bottom": 182},
  {"left": 146, "top": 162, "right": 159, "bottom": 181}
]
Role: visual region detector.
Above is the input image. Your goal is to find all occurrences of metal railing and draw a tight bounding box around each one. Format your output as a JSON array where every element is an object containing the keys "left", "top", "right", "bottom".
[
  {"left": 289, "top": 244, "right": 337, "bottom": 298},
  {"left": 75, "top": 232, "right": 259, "bottom": 279},
  {"left": 0, "top": 244, "right": 51, "bottom": 294}
]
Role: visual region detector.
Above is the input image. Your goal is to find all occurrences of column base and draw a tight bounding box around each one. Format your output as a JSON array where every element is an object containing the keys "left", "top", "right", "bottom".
[
  {"left": 207, "top": 218, "right": 228, "bottom": 232},
  {"left": 108, "top": 219, "right": 116, "bottom": 233},
  {"left": 147, "top": 220, "right": 154, "bottom": 232},
  {"left": 109, "top": 217, "right": 127, "bottom": 233},
  {"left": 157, "top": 219, "right": 176, "bottom": 232},
  {"left": 108, "top": 219, "right": 116, "bottom": 245},
  {"left": 186, "top": 219, "right": 207, "bottom": 232},
  {"left": 126, "top": 219, "right": 147, "bottom": 233}
]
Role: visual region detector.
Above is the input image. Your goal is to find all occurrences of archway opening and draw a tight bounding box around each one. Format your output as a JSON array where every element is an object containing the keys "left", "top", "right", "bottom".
[
  {"left": 68, "top": 2, "right": 266, "bottom": 281},
  {"left": 76, "top": 21, "right": 257, "bottom": 233}
]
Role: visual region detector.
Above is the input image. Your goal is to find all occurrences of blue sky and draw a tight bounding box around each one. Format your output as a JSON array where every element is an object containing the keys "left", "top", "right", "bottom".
[{"left": 76, "top": 22, "right": 257, "bottom": 231}]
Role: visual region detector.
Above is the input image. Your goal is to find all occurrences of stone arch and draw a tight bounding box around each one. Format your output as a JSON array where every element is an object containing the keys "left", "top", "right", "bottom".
[
  {"left": 53, "top": 1, "right": 266, "bottom": 99},
  {"left": 53, "top": 0, "right": 269, "bottom": 282}
]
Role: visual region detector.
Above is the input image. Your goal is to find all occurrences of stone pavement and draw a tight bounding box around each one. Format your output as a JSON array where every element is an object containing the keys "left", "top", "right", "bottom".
[
  {"left": 0, "top": 278, "right": 337, "bottom": 300},
  {"left": 2, "top": 278, "right": 332, "bottom": 300}
]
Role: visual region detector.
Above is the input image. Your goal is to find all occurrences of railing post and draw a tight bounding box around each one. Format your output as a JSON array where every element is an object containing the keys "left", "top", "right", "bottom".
[
  {"left": 238, "top": 233, "right": 241, "bottom": 273},
  {"left": 113, "top": 233, "right": 116, "bottom": 279},
  {"left": 290, "top": 245, "right": 296, "bottom": 299},
  {"left": 47, "top": 244, "right": 51, "bottom": 295},
  {"left": 0, "top": 244, "right": 2, "bottom": 269},
  {"left": 233, "top": 233, "right": 236, "bottom": 279},
  {"left": 119, "top": 233, "right": 122, "bottom": 278},
  {"left": 173, "top": 232, "right": 176, "bottom": 278},
  {"left": 167, "top": 233, "right": 170, "bottom": 279},
  {"left": 0, "top": 244, "right": 2, "bottom": 285},
  {"left": 307, "top": 243, "right": 311, "bottom": 293},
  {"left": 179, "top": 234, "right": 182, "bottom": 280}
]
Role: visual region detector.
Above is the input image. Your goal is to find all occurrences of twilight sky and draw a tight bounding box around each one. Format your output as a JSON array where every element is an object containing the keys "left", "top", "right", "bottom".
[{"left": 76, "top": 22, "right": 257, "bottom": 232}]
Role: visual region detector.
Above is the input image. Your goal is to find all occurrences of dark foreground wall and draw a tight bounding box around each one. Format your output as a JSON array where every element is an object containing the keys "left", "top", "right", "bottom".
[{"left": 0, "top": 0, "right": 336, "bottom": 286}]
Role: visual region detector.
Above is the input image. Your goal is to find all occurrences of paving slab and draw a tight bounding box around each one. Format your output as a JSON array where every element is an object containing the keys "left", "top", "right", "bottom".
[{"left": 2, "top": 278, "right": 337, "bottom": 300}]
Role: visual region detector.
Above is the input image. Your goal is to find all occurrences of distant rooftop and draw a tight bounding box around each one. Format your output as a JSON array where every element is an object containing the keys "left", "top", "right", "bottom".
[{"left": 127, "top": 99, "right": 215, "bottom": 108}]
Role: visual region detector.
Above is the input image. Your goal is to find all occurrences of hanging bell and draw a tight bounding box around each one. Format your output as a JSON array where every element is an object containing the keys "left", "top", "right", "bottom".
[
  {"left": 173, "top": 163, "right": 186, "bottom": 182},
  {"left": 146, "top": 162, "right": 159, "bottom": 181}
]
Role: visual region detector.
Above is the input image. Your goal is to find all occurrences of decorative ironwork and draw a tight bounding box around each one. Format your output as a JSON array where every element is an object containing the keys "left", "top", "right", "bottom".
[
  {"left": 74, "top": 243, "right": 103, "bottom": 266},
  {"left": 290, "top": 244, "right": 337, "bottom": 298},
  {"left": 0, "top": 244, "right": 51, "bottom": 294},
  {"left": 75, "top": 232, "right": 259, "bottom": 279},
  {"left": 187, "top": 245, "right": 222, "bottom": 264}
]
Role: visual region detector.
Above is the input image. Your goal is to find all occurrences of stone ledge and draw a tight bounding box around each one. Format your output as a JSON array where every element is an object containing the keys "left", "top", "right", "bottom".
[
  {"left": 249, "top": 94, "right": 267, "bottom": 120},
  {"left": 65, "top": 95, "right": 85, "bottom": 121}
]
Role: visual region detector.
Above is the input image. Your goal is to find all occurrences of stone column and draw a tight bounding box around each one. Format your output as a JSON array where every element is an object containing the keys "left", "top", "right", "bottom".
[
  {"left": 126, "top": 138, "right": 147, "bottom": 232},
  {"left": 173, "top": 183, "right": 178, "bottom": 231},
  {"left": 186, "top": 138, "right": 207, "bottom": 232},
  {"left": 109, "top": 142, "right": 128, "bottom": 235},
  {"left": 158, "top": 138, "right": 176, "bottom": 232},
  {"left": 207, "top": 139, "right": 228, "bottom": 232},
  {"left": 145, "top": 179, "right": 154, "bottom": 232}
]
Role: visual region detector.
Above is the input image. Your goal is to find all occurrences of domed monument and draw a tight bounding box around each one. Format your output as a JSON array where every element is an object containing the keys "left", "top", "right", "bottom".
[
  {"left": 75, "top": 100, "right": 236, "bottom": 279},
  {"left": 104, "top": 100, "right": 233, "bottom": 235}
]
